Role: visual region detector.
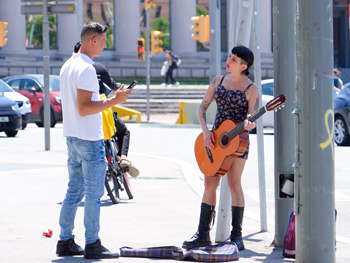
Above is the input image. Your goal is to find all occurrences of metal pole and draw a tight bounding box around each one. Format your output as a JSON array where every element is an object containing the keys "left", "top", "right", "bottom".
[
  {"left": 209, "top": 0, "right": 221, "bottom": 80},
  {"left": 43, "top": 0, "right": 50, "bottom": 150},
  {"left": 295, "top": 0, "right": 335, "bottom": 261},
  {"left": 227, "top": 0, "right": 234, "bottom": 57},
  {"left": 145, "top": 9, "right": 151, "bottom": 121},
  {"left": 252, "top": 0, "right": 267, "bottom": 232},
  {"left": 234, "top": 0, "right": 253, "bottom": 47},
  {"left": 272, "top": 0, "right": 296, "bottom": 246}
]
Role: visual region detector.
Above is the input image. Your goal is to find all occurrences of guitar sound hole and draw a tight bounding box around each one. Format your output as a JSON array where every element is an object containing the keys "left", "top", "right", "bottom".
[{"left": 221, "top": 135, "right": 229, "bottom": 146}]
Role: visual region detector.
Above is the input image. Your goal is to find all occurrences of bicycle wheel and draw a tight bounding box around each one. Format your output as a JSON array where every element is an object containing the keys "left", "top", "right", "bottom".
[
  {"left": 121, "top": 172, "right": 133, "bottom": 200},
  {"left": 105, "top": 169, "right": 120, "bottom": 204}
]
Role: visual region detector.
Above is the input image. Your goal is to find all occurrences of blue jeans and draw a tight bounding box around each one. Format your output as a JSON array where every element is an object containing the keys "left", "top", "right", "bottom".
[{"left": 59, "top": 137, "right": 107, "bottom": 244}]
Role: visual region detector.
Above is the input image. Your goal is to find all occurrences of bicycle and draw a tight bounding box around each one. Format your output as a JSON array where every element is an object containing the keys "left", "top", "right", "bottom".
[
  {"left": 101, "top": 88, "right": 133, "bottom": 204},
  {"left": 104, "top": 135, "right": 133, "bottom": 204}
]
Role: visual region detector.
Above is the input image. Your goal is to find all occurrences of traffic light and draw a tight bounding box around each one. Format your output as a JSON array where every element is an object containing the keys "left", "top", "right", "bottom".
[
  {"left": 191, "top": 15, "right": 210, "bottom": 43},
  {"left": 137, "top": 38, "right": 145, "bottom": 62},
  {"left": 145, "top": 0, "right": 156, "bottom": 10},
  {"left": 151, "top": 30, "right": 163, "bottom": 55},
  {"left": 0, "top": 21, "right": 8, "bottom": 47}
]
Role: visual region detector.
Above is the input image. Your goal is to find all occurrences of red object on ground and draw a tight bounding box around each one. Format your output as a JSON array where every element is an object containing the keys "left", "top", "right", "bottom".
[{"left": 42, "top": 229, "right": 53, "bottom": 238}]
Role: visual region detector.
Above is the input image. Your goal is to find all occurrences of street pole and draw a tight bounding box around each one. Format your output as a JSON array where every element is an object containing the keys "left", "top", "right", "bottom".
[
  {"left": 209, "top": 0, "right": 221, "bottom": 80},
  {"left": 295, "top": 0, "right": 335, "bottom": 261},
  {"left": 252, "top": 0, "right": 267, "bottom": 232},
  {"left": 43, "top": 0, "right": 50, "bottom": 150},
  {"left": 145, "top": 9, "right": 151, "bottom": 121},
  {"left": 272, "top": 0, "right": 296, "bottom": 246}
]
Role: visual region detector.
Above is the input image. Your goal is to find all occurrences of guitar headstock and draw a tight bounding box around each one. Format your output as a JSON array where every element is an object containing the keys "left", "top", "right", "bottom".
[{"left": 266, "top": 94, "right": 286, "bottom": 112}]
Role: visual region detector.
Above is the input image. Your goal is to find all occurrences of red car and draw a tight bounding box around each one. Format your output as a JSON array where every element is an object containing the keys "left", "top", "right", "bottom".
[{"left": 2, "top": 74, "right": 62, "bottom": 127}]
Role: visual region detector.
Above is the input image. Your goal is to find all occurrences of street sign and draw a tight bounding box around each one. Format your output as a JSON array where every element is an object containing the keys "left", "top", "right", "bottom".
[
  {"left": 21, "top": 0, "right": 76, "bottom": 2},
  {"left": 21, "top": 3, "right": 76, "bottom": 15}
]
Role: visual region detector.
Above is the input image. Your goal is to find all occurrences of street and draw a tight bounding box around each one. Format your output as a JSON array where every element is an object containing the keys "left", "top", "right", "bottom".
[
  {"left": 125, "top": 120, "right": 350, "bottom": 243},
  {"left": 0, "top": 120, "right": 349, "bottom": 263}
]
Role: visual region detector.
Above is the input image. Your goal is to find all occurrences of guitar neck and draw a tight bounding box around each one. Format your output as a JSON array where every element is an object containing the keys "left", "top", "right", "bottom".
[{"left": 228, "top": 106, "right": 267, "bottom": 140}]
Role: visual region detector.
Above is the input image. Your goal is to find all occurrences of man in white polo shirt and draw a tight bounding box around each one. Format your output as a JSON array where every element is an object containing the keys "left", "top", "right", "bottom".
[{"left": 56, "top": 22, "right": 131, "bottom": 259}]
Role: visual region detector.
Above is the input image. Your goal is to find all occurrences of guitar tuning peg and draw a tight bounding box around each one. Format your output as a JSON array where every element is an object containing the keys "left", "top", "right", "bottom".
[
  {"left": 282, "top": 105, "right": 285, "bottom": 107},
  {"left": 275, "top": 109, "right": 278, "bottom": 112}
]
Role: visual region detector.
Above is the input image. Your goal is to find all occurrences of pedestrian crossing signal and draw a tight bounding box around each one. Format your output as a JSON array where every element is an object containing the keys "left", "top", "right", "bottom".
[
  {"left": 0, "top": 21, "right": 8, "bottom": 47},
  {"left": 151, "top": 30, "right": 163, "bottom": 55},
  {"left": 137, "top": 38, "right": 145, "bottom": 62},
  {"left": 191, "top": 15, "right": 210, "bottom": 43}
]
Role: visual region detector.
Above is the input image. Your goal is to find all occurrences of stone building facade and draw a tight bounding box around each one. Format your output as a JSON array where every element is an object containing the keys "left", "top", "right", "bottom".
[{"left": 0, "top": 0, "right": 275, "bottom": 79}]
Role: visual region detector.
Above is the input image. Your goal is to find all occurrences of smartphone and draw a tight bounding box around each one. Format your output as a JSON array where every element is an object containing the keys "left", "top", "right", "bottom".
[{"left": 126, "top": 80, "right": 138, "bottom": 90}]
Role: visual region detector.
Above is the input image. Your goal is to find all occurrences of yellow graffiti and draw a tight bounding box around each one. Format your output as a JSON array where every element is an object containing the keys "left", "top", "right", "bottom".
[{"left": 319, "top": 109, "right": 334, "bottom": 160}]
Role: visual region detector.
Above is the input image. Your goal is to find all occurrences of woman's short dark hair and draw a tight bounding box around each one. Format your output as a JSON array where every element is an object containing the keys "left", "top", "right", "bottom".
[{"left": 231, "top": 46, "right": 254, "bottom": 75}]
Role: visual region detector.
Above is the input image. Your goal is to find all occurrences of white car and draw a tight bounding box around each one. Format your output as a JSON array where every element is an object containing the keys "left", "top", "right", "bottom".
[
  {"left": 260, "top": 79, "right": 274, "bottom": 127},
  {"left": 0, "top": 79, "right": 31, "bottom": 129}
]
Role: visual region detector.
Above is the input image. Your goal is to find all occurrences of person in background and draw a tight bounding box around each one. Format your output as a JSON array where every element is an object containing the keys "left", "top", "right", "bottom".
[
  {"left": 74, "top": 42, "right": 139, "bottom": 177},
  {"left": 56, "top": 22, "right": 131, "bottom": 259},
  {"left": 182, "top": 46, "right": 258, "bottom": 251},
  {"left": 162, "top": 50, "right": 180, "bottom": 88},
  {"left": 333, "top": 68, "right": 344, "bottom": 91}
]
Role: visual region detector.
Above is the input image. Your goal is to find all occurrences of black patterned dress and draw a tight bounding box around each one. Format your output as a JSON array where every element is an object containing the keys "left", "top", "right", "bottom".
[{"left": 212, "top": 76, "right": 253, "bottom": 159}]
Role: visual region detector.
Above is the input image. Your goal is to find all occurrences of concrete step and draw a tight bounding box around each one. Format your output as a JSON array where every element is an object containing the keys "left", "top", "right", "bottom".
[{"left": 119, "top": 85, "right": 207, "bottom": 114}]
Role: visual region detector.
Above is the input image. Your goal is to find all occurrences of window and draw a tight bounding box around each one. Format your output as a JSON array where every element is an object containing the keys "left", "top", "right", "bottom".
[
  {"left": 22, "top": 79, "right": 41, "bottom": 92},
  {"left": 83, "top": 0, "right": 115, "bottom": 49},
  {"left": 7, "top": 80, "right": 20, "bottom": 91},
  {"left": 25, "top": 15, "right": 57, "bottom": 49}
]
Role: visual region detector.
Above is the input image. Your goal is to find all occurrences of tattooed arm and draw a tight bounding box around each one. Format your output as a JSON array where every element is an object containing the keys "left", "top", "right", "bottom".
[{"left": 197, "top": 75, "right": 222, "bottom": 149}]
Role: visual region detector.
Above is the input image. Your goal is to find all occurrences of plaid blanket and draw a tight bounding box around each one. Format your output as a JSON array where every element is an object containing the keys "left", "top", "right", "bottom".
[{"left": 120, "top": 242, "right": 239, "bottom": 262}]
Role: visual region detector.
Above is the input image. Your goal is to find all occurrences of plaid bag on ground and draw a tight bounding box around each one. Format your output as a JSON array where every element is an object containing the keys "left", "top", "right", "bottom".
[{"left": 120, "top": 242, "right": 239, "bottom": 262}]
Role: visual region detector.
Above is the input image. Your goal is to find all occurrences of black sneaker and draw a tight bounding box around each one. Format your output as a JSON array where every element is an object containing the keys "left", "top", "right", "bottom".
[
  {"left": 84, "top": 239, "right": 119, "bottom": 259},
  {"left": 56, "top": 238, "right": 84, "bottom": 256}
]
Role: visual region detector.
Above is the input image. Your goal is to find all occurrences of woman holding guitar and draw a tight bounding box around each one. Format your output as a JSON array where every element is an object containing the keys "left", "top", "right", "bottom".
[{"left": 182, "top": 46, "right": 258, "bottom": 251}]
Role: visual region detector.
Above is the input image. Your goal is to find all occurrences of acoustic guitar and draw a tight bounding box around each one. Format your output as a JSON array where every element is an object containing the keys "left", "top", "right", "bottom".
[{"left": 194, "top": 94, "right": 286, "bottom": 177}]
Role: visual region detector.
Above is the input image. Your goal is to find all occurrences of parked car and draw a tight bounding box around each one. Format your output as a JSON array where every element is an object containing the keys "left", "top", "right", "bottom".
[
  {"left": 261, "top": 79, "right": 274, "bottom": 127},
  {"left": 2, "top": 74, "right": 62, "bottom": 127},
  {"left": 0, "top": 93, "right": 22, "bottom": 137},
  {"left": 334, "top": 82, "right": 350, "bottom": 146},
  {"left": 0, "top": 79, "right": 31, "bottom": 129}
]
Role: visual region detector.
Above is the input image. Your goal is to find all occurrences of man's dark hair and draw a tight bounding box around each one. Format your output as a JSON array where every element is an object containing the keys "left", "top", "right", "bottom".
[{"left": 81, "top": 22, "right": 107, "bottom": 40}]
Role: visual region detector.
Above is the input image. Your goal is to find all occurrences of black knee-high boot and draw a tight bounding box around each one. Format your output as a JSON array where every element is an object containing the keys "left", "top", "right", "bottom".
[
  {"left": 230, "top": 206, "right": 245, "bottom": 250},
  {"left": 182, "top": 203, "right": 216, "bottom": 249}
]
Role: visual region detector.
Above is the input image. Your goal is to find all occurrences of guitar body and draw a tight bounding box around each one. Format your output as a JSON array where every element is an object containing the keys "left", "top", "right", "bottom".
[{"left": 194, "top": 120, "right": 248, "bottom": 177}]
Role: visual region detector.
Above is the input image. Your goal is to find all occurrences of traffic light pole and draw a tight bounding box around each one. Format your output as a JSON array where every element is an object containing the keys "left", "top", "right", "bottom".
[
  {"left": 295, "top": 0, "right": 335, "bottom": 261},
  {"left": 272, "top": 0, "right": 296, "bottom": 246},
  {"left": 145, "top": 9, "right": 151, "bottom": 121},
  {"left": 43, "top": 0, "right": 51, "bottom": 150}
]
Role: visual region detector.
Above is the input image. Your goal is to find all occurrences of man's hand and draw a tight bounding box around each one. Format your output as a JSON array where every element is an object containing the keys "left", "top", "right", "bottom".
[{"left": 110, "top": 84, "right": 131, "bottom": 105}]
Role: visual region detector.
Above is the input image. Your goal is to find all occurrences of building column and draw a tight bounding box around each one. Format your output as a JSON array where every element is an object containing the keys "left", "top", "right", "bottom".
[
  {"left": 0, "top": 0, "right": 27, "bottom": 55},
  {"left": 170, "top": 0, "right": 196, "bottom": 55},
  {"left": 56, "top": 0, "right": 82, "bottom": 57},
  {"left": 114, "top": 0, "right": 140, "bottom": 57}
]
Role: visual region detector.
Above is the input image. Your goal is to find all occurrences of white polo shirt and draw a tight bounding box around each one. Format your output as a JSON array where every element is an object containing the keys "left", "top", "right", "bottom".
[{"left": 60, "top": 53, "right": 104, "bottom": 141}]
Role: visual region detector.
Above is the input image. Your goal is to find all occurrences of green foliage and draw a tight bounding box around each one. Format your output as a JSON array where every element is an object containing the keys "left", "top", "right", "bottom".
[
  {"left": 152, "top": 17, "right": 170, "bottom": 50},
  {"left": 106, "top": 27, "right": 114, "bottom": 49},
  {"left": 197, "top": 6, "right": 209, "bottom": 16},
  {"left": 25, "top": 15, "right": 57, "bottom": 49}
]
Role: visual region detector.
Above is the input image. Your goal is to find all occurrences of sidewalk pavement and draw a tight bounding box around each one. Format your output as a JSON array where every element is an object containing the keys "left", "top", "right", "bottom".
[{"left": 0, "top": 116, "right": 349, "bottom": 262}]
